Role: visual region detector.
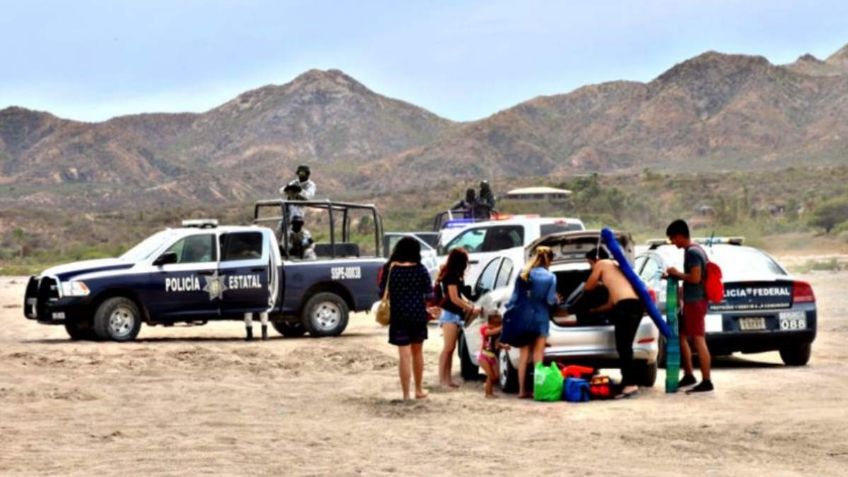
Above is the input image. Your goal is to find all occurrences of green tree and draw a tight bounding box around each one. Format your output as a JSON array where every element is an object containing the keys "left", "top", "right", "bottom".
[
  {"left": 809, "top": 198, "right": 848, "bottom": 233},
  {"left": 356, "top": 215, "right": 373, "bottom": 235},
  {"left": 12, "top": 228, "right": 26, "bottom": 258}
]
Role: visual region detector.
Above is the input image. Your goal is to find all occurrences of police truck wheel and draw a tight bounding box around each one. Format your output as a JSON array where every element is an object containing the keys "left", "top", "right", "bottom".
[
  {"left": 64, "top": 320, "right": 96, "bottom": 340},
  {"left": 302, "top": 292, "right": 349, "bottom": 337},
  {"left": 779, "top": 343, "right": 811, "bottom": 366},
  {"left": 272, "top": 321, "right": 307, "bottom": 338},
  {"left": 93, "top": 297, "right": 142, "bottom": 342},
  {"left": 498, "top": 349, "right": 519, "bottom": 393},
  {"left": 458, "top": 333, "right": 479, "bottom": 381}
]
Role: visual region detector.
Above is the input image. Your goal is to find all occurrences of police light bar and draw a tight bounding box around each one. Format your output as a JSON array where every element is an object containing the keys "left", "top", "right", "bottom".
[
  {"left": 181, "top": 219, "right": 219, "bottom": 229},
  {"left": 443, "top": 219, "right": 475, "bottom": 229},
  {"left": 493, "top": 214, "right": 540, "bottom": 221},
  {"left": 695, "top": 236, "right": 745, "bottom": 246}
]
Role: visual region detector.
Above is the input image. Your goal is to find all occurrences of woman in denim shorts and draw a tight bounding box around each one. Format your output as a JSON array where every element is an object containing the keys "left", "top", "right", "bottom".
[{"left": 437, "top": 248, "right": 481, "bottom": 388}]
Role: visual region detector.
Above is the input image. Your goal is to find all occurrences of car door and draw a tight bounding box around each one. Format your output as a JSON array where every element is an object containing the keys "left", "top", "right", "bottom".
[
  {"left": 637, "top": 254, "right": 666, "bottom": 310},
  {"left": 218, "top": 231, "right": 270, "bottom": 317},
  {"left": 463, "top": 257, "right": 502, "bottom": 365},
  {"left": 148, "top": 232, "right": 220, "bottom": 321}
]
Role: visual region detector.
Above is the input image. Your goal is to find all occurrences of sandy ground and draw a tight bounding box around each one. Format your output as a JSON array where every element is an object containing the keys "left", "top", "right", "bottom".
[{"left": 2, "top": 265, "right": 848, "bottom": 476}]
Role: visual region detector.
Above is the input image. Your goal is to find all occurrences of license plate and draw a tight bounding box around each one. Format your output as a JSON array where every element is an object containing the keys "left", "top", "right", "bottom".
[
  {"left": 779, "top": 312, "right": 807, "bottom": 330},
  {"left": 738, "top": 317, "right": 766, "bottom": 331}
]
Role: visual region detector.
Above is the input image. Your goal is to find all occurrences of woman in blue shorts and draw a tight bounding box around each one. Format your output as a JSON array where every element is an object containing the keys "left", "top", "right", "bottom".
[{"left": 436, "top": 248, "right": 481, "bottom": 388}]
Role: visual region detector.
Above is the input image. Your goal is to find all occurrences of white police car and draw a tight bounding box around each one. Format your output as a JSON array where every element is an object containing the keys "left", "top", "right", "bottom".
[{"left": 635, "top": 238, "right": 817, "bottom": 366}]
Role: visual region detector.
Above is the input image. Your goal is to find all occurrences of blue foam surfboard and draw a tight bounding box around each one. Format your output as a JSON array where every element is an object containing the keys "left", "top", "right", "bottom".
[{"left": 601, "top": 228, "right": 671, "bottom": 338}]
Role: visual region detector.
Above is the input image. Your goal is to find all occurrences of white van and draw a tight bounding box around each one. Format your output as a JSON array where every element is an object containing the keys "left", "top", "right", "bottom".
[{"left": 437, "top": 216, "right": 585, "bottom": 285}]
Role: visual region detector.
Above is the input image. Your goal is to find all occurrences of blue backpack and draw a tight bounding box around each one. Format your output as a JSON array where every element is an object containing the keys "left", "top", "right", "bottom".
[{"left": 563, "top": 377, "right": 591, "bottom": 402}]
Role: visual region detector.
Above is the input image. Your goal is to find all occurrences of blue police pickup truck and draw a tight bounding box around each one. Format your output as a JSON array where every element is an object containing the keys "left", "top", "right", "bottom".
[{"left": 24, "top": 200, "right": 385, "bottom": 341}]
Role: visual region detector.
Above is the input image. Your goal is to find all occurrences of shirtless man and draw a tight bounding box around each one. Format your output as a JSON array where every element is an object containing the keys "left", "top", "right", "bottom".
[{"left": 583, "top": 246, "right": 642, "bottom": 398}]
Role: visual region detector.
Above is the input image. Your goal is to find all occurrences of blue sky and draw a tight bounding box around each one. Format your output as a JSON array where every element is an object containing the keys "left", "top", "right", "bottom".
[{"left": 1, "top": 0, "right": 846, "bottom": 122}]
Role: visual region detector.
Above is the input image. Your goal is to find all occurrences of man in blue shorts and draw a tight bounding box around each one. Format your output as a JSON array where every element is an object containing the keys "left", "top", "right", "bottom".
[{"left": 665, "top": 219, "right": 714, "bottom": 394}]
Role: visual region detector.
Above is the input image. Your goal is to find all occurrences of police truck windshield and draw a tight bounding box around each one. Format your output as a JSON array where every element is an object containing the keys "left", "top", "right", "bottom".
[{"left": 120, "top": 230, "right": 180, "bottom": 262}]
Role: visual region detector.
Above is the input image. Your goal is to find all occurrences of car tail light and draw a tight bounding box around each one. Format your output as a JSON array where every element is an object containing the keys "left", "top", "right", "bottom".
[
  {"left": 792, "top": 281, "right": 815, "bottom": 303},
  {"left": 647, "top": 288, "right": 657, "bottom": 303}
]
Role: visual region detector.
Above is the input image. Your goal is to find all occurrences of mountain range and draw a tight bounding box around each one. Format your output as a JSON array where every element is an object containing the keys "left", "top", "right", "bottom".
[{"left": 2, "top": 43, "right": 848, "bottom": 210}]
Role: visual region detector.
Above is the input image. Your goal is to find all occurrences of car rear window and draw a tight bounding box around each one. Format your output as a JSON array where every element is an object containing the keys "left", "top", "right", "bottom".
[
  {"left": 220, "top": 232, "right": 264, "bottom": 261},
  {"left": 711, "top": 247, "right": 787, "bottom": 277},
  {"left": 657, "top": 245, "right": 787, "bottom": 277},
  {"left": 540, "top": 222, "right": 583, "bottom": 236}
]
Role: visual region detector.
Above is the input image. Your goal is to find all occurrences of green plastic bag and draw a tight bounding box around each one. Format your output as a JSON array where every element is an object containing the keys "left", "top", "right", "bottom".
[{"left": 533, "top": 362, "right": 564, "bottom": 402}]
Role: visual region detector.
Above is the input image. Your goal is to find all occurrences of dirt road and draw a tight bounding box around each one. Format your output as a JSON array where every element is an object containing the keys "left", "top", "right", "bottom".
[{"left": 2, "top": 268, "right": 847, "bottom": 476}]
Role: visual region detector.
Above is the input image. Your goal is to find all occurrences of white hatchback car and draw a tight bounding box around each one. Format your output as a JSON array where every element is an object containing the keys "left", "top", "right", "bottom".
[{"left": 456, "top": 230, "right": 660, "bottom": 392}]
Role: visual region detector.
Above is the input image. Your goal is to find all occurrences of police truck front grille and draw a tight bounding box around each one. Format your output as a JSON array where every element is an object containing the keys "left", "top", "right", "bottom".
[{"left": 35, "top": 277, "right": 59, "bottom": 319}]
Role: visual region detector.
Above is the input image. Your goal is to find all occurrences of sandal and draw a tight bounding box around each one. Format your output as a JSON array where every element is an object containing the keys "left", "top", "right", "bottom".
[{"left": 614, "top": 389, "right": 639, "bottom": 400}]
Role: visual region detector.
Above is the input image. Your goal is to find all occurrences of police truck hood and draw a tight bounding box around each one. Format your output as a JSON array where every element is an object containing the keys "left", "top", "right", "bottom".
[{"left": 41, "top": 258, "right": 135, "bottom": 281}]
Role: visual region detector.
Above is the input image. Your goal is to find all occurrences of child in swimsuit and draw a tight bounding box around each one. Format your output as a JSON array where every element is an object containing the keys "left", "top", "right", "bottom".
[{"left": 479, "top": 314, "right": 505, "bottom": 398}]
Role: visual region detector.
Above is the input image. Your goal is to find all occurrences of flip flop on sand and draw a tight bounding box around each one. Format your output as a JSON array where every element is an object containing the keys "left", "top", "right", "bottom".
[{"left": 614, "top": 389, "right": 639, "bottom": 400}]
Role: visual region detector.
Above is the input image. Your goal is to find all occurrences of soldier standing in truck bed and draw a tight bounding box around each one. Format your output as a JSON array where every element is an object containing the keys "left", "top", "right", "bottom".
[{"left": 280, "top": 165, "right": 317, "bottom": 222}]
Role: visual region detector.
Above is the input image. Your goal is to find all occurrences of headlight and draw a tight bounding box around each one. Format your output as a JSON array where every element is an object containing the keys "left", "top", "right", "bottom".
[{"left": 61, "top": 281, "right": 90, "bottom": 297}]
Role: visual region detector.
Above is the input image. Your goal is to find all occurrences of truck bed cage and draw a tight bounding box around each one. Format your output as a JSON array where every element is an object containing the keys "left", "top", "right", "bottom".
[{"left": 253, "top": 199, "right": 383, "bottom": 259}]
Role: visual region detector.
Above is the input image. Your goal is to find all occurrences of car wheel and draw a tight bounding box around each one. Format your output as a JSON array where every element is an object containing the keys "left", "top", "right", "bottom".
[
  {"left": 457, "top": 332, "right": 479, "bottom": 381},
  {"left": 272, "top": 321, "right": 307, "bottom": 338},
  {"left": 779, "top": 343, "right": 811, "bottom": 366},
  {"left": 634, "top": 360, "right": 658, "bottom": 387},
  {"left": 93, "top": 297, "right": 142, "bottom": 342},
  {"left": 302, "top": 292, "right": 349, "bottom": 337},
  {"left": 498, "top": 349, "right": 519, "bottom": 393},
  {"left": 64, "top": 320, "right": 96, "bottom": 340},
  {"left": 657, "top": 335, "right": 667, "bottom": 369}
]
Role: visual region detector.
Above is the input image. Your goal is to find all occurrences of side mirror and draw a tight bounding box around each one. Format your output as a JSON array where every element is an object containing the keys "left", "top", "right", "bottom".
[{"left": 153, "top": 252, "right": 178, "bottom": 267}]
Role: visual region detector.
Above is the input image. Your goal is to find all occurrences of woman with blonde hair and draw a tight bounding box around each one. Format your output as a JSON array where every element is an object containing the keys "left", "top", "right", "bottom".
[{"left": 504, "top": 246, "right": 559, "bottom": 398}]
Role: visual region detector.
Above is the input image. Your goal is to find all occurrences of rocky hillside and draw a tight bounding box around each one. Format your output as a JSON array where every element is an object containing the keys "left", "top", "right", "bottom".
[
  {"left": 0, "top": 69, "right": 456, "bottom": 208},
  {"left": 2, "top": 44, "right": 848, "bottom": 208},
  {"left": 358, "top": 47, "right": 848, "bottom": 190}
]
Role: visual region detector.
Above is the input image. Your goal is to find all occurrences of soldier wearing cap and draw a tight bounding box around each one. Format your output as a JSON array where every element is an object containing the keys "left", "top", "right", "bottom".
[{"left": 280, "top": 165, "right": 317, "bottom": 221}]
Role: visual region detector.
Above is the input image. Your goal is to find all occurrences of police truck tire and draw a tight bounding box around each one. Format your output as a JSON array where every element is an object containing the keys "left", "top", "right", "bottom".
[
  {"left": 458, "top": 333, "right": 479, "bottom": 381},
  {"left": 779, "top": 343, "right": 811, "bottom": 366},
  {"left": 64, "top": 320, "right": 96, "bottom": 340},
  {"left": 302, "top": 292, "right": 349, "bottom": 337},
  {"left": 93, "top": 297, "right": 142, "bottom": 342},
  {"left": 272, "top": 321, "right": 307, "bottom": 338}
]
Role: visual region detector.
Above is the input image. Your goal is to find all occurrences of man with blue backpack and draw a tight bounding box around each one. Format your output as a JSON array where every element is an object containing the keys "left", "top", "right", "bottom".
[{"left": 665, "top": 219, "right": 714, "bottom": 394}]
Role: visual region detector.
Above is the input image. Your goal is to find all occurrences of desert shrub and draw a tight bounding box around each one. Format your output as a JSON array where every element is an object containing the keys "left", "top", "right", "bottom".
[{"left": 809, "top": 198, "right": 848, "bottom": 233}]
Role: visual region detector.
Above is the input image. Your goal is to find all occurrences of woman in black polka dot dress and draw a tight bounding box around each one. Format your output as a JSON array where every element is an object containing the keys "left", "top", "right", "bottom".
[{"left": 378, "top": 237, "right": 435, "bottom": 400}]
